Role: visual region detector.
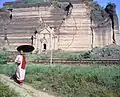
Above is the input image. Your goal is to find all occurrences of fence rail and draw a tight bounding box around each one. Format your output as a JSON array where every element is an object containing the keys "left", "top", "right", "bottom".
[{"left": 8, "top": 59, "right": 120, "bottom": 65}]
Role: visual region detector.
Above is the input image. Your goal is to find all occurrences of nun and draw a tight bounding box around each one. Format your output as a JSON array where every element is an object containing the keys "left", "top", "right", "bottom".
[{"left": 14, "top": 45, "right": 34, "bottom": 85}]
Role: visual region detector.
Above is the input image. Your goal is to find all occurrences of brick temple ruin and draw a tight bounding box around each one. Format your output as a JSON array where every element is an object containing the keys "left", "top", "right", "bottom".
[{"left": 0, "top": 0, "right": 119, "bottom": 53}]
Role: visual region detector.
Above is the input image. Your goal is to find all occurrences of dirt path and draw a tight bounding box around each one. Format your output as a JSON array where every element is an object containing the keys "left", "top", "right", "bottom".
[{"left": 0, "top": 74, "right": 55, "bottom": 97}]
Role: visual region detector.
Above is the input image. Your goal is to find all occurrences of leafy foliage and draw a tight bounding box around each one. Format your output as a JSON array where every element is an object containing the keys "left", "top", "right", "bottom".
[
  {"left": 0, "top": 64, "right": 16, "bottom": 75},
  {"left": 0, "top": 8, "right": 7, "bottom": 12},
  {"left": 25, "top": 65, "right": 120, "bottom": 97},
  {"left": 5, "top": 44, "right": 120, "bottom": 62},
  {"left": 0, "top": 63, "right": 120, "bottom": 97},
  {"left": 91, "top": 44, "right": 120, "bottom": 59},
  {"left": 25, "top": 51, "right": 91, "bottom": 62},
  {"left": 0, "top": 51, "right": 7, "bottom": 64}
]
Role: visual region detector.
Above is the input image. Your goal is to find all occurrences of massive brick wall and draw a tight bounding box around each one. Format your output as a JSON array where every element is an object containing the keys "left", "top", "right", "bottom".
[
  {"left": 58, "top": 3, "right": 91, "bottom": 51},
  {"left": 0, "top": 11, "right": 10, "bottom": 50},
  {"left": 0, "top": 0, "right": 119, "bottom": 51}
]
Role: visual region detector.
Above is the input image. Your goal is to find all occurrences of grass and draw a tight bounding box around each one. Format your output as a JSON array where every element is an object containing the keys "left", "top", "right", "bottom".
[
  {"left": 0, "top": 63, "right": 120, "bottom": 97},
  {"left": 0, "top": 82, "right": 19, "bottom": 97},
  {"left": 25, "top": 65, "right": 120, "bottom": 96}
]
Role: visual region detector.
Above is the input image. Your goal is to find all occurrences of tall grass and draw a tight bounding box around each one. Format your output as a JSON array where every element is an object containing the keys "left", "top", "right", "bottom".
[
  {"left": 25, "top": 65, "right": 120, "bottom": 97},
  {"left": 0, "top": 64, "right": 16, "bottom": 75},
  {"left": 0, "top": 82, "right": 19, "bottom": 97},
  {"left": 0, "top": 63, "right": 120, "bottom": 97}
]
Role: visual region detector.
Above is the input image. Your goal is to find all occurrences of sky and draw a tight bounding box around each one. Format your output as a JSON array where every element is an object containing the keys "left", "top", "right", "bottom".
[
  {"left": 0, "top": 0, "right": 15, "bottom": 7},
  {"left": 94, "top": 0, "right": 120, "bottom": 27},
  {"left": 0, "top": 0, "right": 120, "bottom": 26}
]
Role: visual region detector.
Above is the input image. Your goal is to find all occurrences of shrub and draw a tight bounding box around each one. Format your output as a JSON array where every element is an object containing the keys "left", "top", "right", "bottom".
[
  {"left": 81, "top": 51, "right": 91, "bottom": 59},
  {"left": 0, "top": 51, "right": 7, "bottom": 64},
  {"left": 26, "top": 51, "right": 91, "bottom": 62},
  {"left": 91, "top": 44, "right": 120, "bottom": 59}
]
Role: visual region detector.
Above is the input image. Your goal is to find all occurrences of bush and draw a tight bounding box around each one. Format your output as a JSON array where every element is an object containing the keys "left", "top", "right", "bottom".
[
  {"left": 0, "top": 51, "right": 7, "bottom": 64},
  {"left": 26, "top": 51, "right": 91, "bottom": 62},
  {"left": 91, "top": 44, "right": 120, "bottom": 59},
  {"left": 81, "top": 51, "right": 91, "bottom": 59}
]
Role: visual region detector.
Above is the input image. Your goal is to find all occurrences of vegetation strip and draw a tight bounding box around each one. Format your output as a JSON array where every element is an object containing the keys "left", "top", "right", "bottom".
[
  {"left": 0, "top": 74, "right": 55, "bottom": 97},
  {"left": 25, "top": 65, "right": 120, "bottom": 97},
  {"left": 0, "top": 64, "right": 120, "bottom": 97}
]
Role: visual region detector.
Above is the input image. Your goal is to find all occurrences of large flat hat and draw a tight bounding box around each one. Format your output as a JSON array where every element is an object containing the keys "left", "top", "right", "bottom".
[{"left": 17, "top": 45, "right": 34, "bottom": 52}]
